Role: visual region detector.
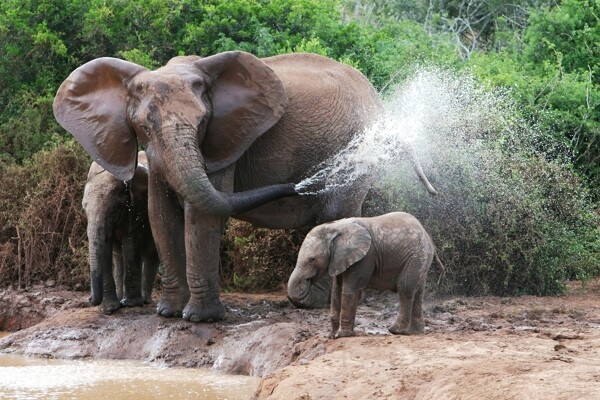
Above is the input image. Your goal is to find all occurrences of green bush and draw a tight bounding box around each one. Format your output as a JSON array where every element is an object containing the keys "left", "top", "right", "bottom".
[
  {"left": 468, "top": 0, "right": 600, "bottom": 193},
  {"left": 364, "top": 69, "right": 600, "bottom": 296}
]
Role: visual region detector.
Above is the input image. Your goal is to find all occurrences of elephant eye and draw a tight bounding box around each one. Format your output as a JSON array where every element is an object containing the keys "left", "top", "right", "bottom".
[{"left": 141, "top": 125, "right": 151, "bottom": 136}]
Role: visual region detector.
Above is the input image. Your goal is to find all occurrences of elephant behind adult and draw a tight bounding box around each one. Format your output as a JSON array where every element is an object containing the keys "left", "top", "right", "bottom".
[
  {"left": 54, "top": 51, "right": 436, "bottom": 322},
  {"left": 83, "top": 151, "right": 159, "bottom": 314}
]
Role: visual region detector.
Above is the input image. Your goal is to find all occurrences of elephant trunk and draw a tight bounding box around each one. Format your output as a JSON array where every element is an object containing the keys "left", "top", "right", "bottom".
[
  {"left": 87, "top": 223, "right": 111, "bottom": 306},
  {"left": 287, "top": 267, "right": 331, "bottom": 309},
  {"left": 162, "top": 132, "right": 297, "bottom": 217}
]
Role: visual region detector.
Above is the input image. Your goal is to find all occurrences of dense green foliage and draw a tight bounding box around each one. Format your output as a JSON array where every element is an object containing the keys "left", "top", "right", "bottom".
[
  {"left": 469, "top": 0, "right": 600, "bottom": 194},
  {"left": 364, "top": 70, "right": 599, "bottom": 295},
  {"left": 0, "top": 0, "right": 598, "bottom": 295}
]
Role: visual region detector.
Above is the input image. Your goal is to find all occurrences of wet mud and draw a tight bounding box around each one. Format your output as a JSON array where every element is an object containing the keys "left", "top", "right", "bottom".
[{"left": 1, "top": 279, "right": 600, "bottom": 399}]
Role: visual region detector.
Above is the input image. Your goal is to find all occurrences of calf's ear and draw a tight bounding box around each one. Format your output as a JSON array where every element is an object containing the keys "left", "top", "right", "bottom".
[{"left": 327, "top": 222, "right": 372, "bottom": 276}]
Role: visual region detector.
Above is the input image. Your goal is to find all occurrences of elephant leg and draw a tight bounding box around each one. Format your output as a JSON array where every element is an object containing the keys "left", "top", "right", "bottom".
[
  {"left": 151, "top": 176, "right": 188, "bottom": 318},
  {"left": 141, "top": 247, "right": 159, "bottom": 304},
  {"left": 99, "top": 246, "right": 121, "bottom": 314},
  {"left": 321, "top": 174, "right": 373, "bottom": 222},
  {"left": 112, "top": 250, "right": 124, "bottom": 301},
  {"left": 389, "top": 290, "right": 414, "bottom": 335},
  {"left": 409, "top": 281, "right": 426, "bottom": 333},
  {"left": 390, "top": 259, "right": 425, "bottom": 335},
  {"left": 336, "top": 289, "right": 360, "bottom": 338},
  {"left": 182, "top": 206, "right": 226, "bottom": 322},
  {"left": 329, "top": 276, "right": 342, "bottom": 338},
  {"left": 121, "top": 235, "right": 144, "bottom": 307}
]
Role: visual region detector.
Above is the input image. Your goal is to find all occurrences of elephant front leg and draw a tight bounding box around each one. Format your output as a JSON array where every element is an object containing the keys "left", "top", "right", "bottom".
[
  {"left": 336, "top": 289, "right": 360, "bottom": 338},
  {"left": 99, "top": 248, "right": 121, "bottom": 314},
  {"left": 120, "top": 235, "right": 144, "bottom": 307},
  {"left": 182, "top": 206, "right": 226, "bottom": 322},
  {"left": 150, "top": 177, "right": 188, "bottom": 318},
  {"left": 329, "top": 276, "right": 342, "bottom": 338}
]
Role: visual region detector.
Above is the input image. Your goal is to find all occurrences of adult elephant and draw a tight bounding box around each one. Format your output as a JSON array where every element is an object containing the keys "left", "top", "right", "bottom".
[{"left": 54, "top": 51, "right": 436, "bottom": 322}]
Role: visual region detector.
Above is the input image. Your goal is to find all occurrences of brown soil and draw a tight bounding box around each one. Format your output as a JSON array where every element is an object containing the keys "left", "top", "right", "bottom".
[{"left": 1, "top": 279, "right": 600, "bottom": 399}]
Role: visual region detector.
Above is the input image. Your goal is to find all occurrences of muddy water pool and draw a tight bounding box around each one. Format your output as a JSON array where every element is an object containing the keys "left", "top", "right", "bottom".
[{"left": 0, "top": 333, "right": 259, "bottom": 399}]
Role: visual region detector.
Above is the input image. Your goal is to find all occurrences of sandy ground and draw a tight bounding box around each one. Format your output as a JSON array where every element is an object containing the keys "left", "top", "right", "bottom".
[{"left": 1, "top": 279, "right": 600, "bottom": 399}]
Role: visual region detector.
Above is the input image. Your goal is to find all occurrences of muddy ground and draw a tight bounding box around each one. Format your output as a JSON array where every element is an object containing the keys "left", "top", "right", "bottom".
[{"left": 1, "top": 279, "right": 600, "bottom": 399}]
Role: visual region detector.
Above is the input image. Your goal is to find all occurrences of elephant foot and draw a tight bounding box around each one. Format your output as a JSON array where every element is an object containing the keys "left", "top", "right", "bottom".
[
  {"left": 388, "top": 323, "right": 414, "bottom": 335},
  {"left": 120, "top": 296, "right": 144, "bottom": 308},
  {"left": 156, "top": 297, "right": 184, "bottom": 318},
  {"left": 182, "top": 299, "right": 226, "bottom": 323},
  {"left": 410, "top": 322, "right": 425, "bottom": 334},
  {"left": 99, "top": 299, "right": 121, "bottom": 315},
  {"left": 335, "top": 329, "right": 356, "bottom": 339}
]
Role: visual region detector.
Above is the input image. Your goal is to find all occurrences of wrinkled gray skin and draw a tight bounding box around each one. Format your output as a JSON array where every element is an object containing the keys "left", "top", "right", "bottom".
[
  {"left": 288, "top": 212, "right": 444, "bottom": 338},
  {"left": 54, "top": 51, "right": 436, "bottom": 322},
  {"left": 82, "top": 151, "right": 159, "bottom": 314}
]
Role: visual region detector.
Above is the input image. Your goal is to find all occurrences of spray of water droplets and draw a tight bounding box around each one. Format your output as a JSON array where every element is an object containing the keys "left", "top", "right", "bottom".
[{"left": 294, "top": 67, "right": 515, "bottom": 195}]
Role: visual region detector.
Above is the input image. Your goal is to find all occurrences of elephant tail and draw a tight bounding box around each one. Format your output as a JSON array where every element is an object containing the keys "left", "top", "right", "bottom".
[
  {"left": 403, "top": 141, "right": 438, "bottom": 195},
  {"left": 434, "top": 250, "right": 445, "bottom": 288}
]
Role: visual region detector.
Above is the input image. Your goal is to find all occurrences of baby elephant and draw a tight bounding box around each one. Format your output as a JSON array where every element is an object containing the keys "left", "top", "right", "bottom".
[
  {"left": 287, "top": 212, "right": 444, "bottom": 338},
  {"left": 82, "top": 151, "right": 159, "bottom": 314}
]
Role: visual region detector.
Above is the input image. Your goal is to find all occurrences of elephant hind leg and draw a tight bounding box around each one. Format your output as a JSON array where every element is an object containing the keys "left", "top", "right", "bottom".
[
  {"left": 409, "top": 283, "right": 426, "bottom": 333},
  {"left": 389, "top": 290, "right": 413, "bottom": 335},
  {"left": 142, "top": 250, "right": 159, "bottom": 304},
  {"left": 389, "top": 285, "right": 425, "bottom": 334}
]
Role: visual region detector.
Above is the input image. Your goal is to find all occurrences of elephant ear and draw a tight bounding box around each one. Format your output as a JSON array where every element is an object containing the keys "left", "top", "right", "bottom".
[
  {"left": 327, "top": 221, "right": 372, "bottom": 277},
  {"left": 193, "top": 51, "right": 288, "bottom": 173},
  {"left": 53, "top": 57, "right": 147, "bottom": 181}
]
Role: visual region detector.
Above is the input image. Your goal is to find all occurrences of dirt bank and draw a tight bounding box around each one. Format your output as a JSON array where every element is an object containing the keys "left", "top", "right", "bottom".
[{"left": 1, "top": 280, "right": 600, "bottom": 399}]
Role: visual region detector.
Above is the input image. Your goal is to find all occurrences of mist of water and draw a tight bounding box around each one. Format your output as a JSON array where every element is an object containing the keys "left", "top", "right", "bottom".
[{"left": 294, "top": 67, "right": 516, "bottom": 196}]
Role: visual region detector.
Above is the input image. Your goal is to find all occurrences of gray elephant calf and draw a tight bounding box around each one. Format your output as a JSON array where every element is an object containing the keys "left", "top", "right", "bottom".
[
  {"left": 83, "top": 151, "right": 159, "bottom": 314},
  {"left": 287, "top": 212, "right": 444, "bottom": 338}
]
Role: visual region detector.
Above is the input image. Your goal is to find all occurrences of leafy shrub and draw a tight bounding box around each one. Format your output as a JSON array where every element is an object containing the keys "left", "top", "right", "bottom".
[
  {"left": 364, "top": 69, "right": 600, "bottom": 296},
  {"left": 468, "top": 0, "right": 600, "bottom": 193},
  {"left": 0, "top": 143, "right": 89, "bottom": 289},
  {"left": 220, "top": 220, "right": 308, "bottom": 292}
]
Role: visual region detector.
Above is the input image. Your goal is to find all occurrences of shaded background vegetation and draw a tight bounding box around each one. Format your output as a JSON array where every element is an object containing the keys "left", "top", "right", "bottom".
[{"left": 0, "top": 0, "right": 598, "bottom": 296}]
